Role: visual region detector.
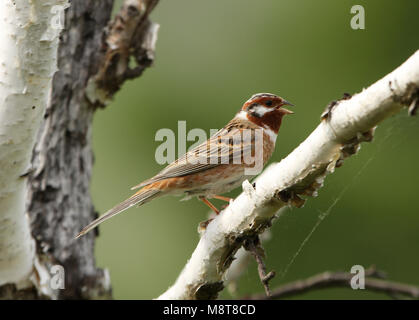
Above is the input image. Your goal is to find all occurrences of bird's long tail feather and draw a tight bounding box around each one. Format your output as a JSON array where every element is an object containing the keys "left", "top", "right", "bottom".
[{"left": 75, "top": 188, "right": 161, "bottom": 239}]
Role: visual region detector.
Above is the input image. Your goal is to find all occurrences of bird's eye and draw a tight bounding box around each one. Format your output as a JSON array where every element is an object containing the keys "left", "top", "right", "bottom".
[{"left": 265, "top": 100, "right": 273, "bottom": 106}]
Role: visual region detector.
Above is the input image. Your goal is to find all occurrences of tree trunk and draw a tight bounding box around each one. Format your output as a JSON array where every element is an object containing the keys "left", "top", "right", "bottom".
[
  {"left": 25, "top": 0, "right": 115, "bottom": 300},
  {"left": 0, "top": 0, "right": 69, "bottom": 293},
  {"left": 0, "top": 0, "right": 159, "bottom": 300}
]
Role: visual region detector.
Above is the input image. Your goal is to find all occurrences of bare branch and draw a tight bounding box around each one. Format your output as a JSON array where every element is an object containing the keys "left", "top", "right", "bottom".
[
  {"left": 246, "top": 267, "right": 419, "bottom": 300},
  {"left": 224, "top": 216, "right": 275, "bottom": 296},
  {"left": 243, "top": 236, "right": 275, "bottom": 297},
  {"left": 86, "top": 0, "right": 160, "bottom": 106},
  {"left": 158, "top": 51, "right": 419, "bottom": 300}
]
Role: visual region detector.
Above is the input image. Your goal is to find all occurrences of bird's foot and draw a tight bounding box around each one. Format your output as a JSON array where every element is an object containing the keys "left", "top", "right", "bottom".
[{"left": 197, "top": 218, "right": 214, "bottom": 235}]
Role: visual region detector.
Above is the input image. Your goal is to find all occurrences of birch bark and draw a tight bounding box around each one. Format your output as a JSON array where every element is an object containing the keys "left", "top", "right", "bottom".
[
  {"left": 0, "top": 0, "right": 68, "bottom": 288},
  {"left": 158, "top": 51, "right": 419, "bottom": 300}
]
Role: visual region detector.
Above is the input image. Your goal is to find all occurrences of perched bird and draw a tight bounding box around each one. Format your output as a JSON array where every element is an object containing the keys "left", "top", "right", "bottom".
[{"left": 76, "top": 93, "right": 293, "bottom": 238}]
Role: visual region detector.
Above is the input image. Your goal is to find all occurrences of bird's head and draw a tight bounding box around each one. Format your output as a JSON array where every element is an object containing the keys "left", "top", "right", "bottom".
[{"left": 239, "top": 93, "right": 294, "bottom": 133}]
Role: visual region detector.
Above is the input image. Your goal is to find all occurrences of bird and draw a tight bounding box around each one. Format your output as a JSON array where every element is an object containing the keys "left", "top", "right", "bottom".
[{"left": 76, "top": 93, "right": 294, "bottom": 238}]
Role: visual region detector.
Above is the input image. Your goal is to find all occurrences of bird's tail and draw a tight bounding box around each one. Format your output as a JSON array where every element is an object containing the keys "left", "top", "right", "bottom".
[{"left": 75, "top": 188, "right": 161, "bottom": 239}]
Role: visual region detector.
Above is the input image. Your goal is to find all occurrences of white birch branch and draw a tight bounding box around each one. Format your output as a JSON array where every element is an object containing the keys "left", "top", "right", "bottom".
[
  {"left": 0, "top": 0, "right": 68, "bottom": 289},
  {"left": 157, "top": 50, "right": 419, "bottom": 300}
]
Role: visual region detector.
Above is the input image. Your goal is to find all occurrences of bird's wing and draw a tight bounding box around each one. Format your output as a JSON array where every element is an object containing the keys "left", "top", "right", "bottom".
[{"left": 131, "top": 121, "right": 260, "bottom": 189}]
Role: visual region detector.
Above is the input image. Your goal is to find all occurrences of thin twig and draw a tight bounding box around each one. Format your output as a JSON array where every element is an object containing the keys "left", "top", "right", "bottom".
[
  {"left": 243, "top": 236, "right": 276, "bottom": 297},
  {"left": 246, "top": 266, "right": 419, "bottom": 300}
]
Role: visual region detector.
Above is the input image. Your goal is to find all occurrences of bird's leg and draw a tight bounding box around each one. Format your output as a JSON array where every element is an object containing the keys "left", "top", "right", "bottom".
[
  {"left": 212, "top": 195, "right": 233, "bottom": 202},
  {"left": 199, "top": 196, "right": 220, "bottom": 215},
  {"left": 198, "top": 197, "right": 220, "bottom": 234},
  {"left": 212, "top": 195, "right": 233, "bottom": 210}
]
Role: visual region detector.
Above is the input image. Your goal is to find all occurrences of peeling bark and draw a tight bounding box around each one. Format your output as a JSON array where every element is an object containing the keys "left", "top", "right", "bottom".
[
  {"left": 86, "top": 0, "right": 160, "bottom": 106},
  {"left": 1, "top": 0, "right": 160, "bottom": 299},
  {"left": 158, "top": 51, "right": 419, "bottom": 300},
  {"left": 0, "top": 0, "right": 69, "bottom": 291},
  {"left": 26, "top": 0, "right": 115, "bottom": 300}
]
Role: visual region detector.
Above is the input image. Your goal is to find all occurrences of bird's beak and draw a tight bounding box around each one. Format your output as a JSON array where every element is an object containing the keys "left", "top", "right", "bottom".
[
  {"left": 280, "top": 107, "right": 294, "bottom": 114},
  {"left": 283, "top": 99, "right": 294, "bottom": 107},
  {"left": 280, "top": 99, "right": 294, "bottom": 114}
]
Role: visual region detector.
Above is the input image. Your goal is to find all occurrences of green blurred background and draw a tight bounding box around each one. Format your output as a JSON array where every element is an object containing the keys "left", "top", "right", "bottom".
[{"left": 91, "top": 0, "right": 419, "bottom": 299}]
